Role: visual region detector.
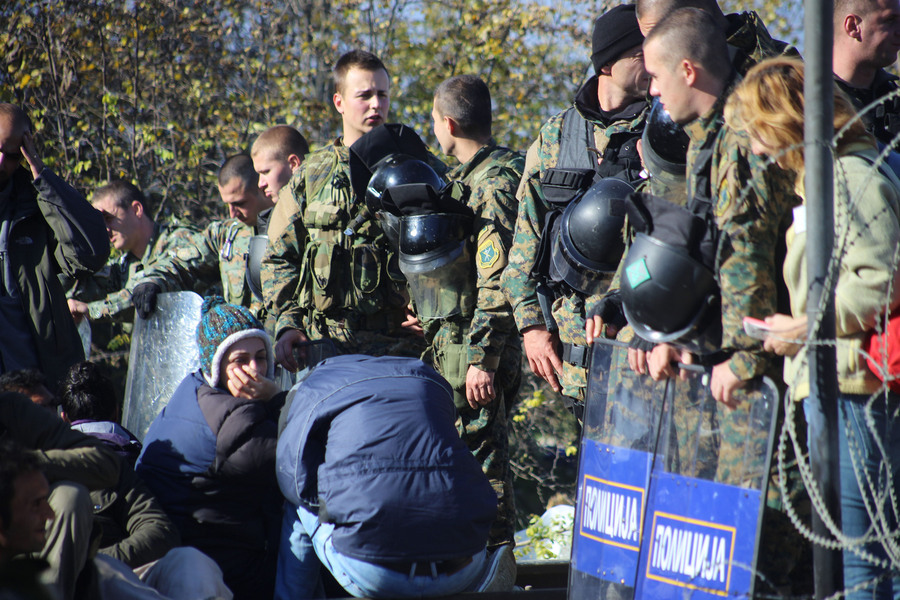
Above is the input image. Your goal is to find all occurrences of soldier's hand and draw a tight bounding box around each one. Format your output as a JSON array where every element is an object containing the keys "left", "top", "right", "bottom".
[
  {"left": 401, "top": 305, "right": 424, "bottom": 337},
  {"left": 131, "top": 282, "right": 161, "bottom": 319},
  {"left": 466, "top": 366, "right": 496, "bottom": 409},
  {"left": 585, "top": 315, "right": 605, "bottom": 345},
  {"left": 275, "top": 328, "right": 309, "bottom": 372},
  {"left": 710, "top": 362, "right": 745, "bottom": 409},
  {"left": 67, "top": 298, "right": 89, "bottom": 324},
  {"left": 522, "top": 325, "right": 562, "bottom": 393},
  {"left": 627, "top": 335, "right": 655, "bottom": 375},
  {"left": 648, "top": 344, "right": 679, "bottom": 380}
]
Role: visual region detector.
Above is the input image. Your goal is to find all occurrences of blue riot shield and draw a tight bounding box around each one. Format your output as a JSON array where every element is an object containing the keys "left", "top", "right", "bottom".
[
  {"left": 122, "top": 292, "right": 203, "bottom": 440},
  {"left": 569, "top": 339, "right": 778, "bottom": 600}
]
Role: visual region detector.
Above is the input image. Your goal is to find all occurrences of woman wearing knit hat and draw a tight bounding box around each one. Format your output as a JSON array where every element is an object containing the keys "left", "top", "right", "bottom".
[{"left": 136, "top": 297, "right": 284, "bottom": 600}]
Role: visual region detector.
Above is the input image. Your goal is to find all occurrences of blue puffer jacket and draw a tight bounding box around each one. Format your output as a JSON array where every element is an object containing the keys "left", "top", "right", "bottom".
[
  {"left": 277, "top": 355, "right": 496, "bottom": 563},
  {"left": 136, "top": 371, "right": 282, "bottom": 600}
]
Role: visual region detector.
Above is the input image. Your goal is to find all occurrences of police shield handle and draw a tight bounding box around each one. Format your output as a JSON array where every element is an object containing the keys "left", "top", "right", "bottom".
[{"left": 276, "top": 328, "right": 309, "bottom": 372}]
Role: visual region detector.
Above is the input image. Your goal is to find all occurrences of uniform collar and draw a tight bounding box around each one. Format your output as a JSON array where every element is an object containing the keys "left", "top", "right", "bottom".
[{"left": 448, "top": 140, "right": 498, "bottom": 180}]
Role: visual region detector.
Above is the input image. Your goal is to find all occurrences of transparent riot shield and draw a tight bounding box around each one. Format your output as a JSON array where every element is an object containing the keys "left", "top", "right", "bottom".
[
  {"left": 634, "top": 374, "right": 777, "bottom": 600},
  {"left": 122, "top": 292, "right": 203, "bottom": 441},
  {"left": 570, "top": 338, "right": 671, "bottom": 600}
]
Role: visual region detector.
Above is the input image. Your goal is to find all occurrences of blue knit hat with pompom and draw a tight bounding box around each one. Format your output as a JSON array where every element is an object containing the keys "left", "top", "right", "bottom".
[{"left": 197, "top": 296, "right": 274, "bottom": 387}]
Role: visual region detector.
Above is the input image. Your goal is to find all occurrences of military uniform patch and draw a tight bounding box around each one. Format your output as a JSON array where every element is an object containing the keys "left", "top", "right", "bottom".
[{"left": 478, "top": 237, "right": 501, "bottom": 269}]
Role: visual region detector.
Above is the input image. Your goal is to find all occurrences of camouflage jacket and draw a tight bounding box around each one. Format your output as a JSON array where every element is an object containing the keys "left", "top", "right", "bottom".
[
  {"left": 684, "top": 93, "right": 797, "bottom": 380},
  {"left": 502, "top": 77, "right": 648, "bottom": 348},
  {"left": 261, "top": 142, "right": 411, "bottom": 347},
  {"left": 70, "top": 222, "right": 199, "bottom": 321},
  {"left": 421, "top": 142, "right": 523, "bottom": 373},
  {"left": 725, "top": 11, "right": 800, "bottom": 76},
  {"left": 140, "top": 219, "right": 259, "bottom": 314}
]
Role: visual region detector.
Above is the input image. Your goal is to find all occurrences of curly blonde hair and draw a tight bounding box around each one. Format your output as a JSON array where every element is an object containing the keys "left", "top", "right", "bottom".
[{"left": 724, "top": 56, "right": 870, "bottom": 182}]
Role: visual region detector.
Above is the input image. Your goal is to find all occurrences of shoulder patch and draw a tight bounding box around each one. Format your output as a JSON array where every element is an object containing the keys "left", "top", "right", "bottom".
[{"left": 477, "top": 237, "right": 501, "bottom": 270}]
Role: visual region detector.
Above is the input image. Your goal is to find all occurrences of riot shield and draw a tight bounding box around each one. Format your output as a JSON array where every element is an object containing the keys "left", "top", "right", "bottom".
[
  {"left": 570, "top": 338, "right": 670, "bottom": 600},
  {"left": 570, "top": 339, "right": 778, "bottom": 600},
  {"left": 122, "top": 291, "right": 203, "bottom": 441},
  {"left": 633, "top": 374, "right": 777, "bottom": 599}
]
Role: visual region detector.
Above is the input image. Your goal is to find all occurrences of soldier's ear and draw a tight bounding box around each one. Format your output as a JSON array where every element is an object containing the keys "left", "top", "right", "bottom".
[
  {"left": 333, "top": 91, "right": 345, "bottom": 114},
  {"left": 131, "top": 200, "right": 145, "bottom": 219},
  {"left": 445, "top": 115, "right": 460, "bottom": 137},
  {"left": 287, "top": 153, "right": 303, "bottom": 171},
  {"left": 843, "top": 14, "right": 863, "bottom": 40}
]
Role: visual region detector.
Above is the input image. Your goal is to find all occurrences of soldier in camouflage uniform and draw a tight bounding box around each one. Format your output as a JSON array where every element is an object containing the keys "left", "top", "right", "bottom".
[
  {"left": 133, "top": 154, "right": 273, "bottom": 318},
  {"left": 65, "top": 180, "right": 199, "bottom": 390},
  {"left": 262, "top": 50, "right": 430, "bottom": 369},
  {"left": 635, "top": 0, "right": 799, "bottom": 77},
  {"left": 587, "top": 0, "right": 798, "bottom": 360},
  {"left": 250, "top": 125, "right": 309, "bottom": 209},
  {"left": 425, "top": 75, "right": 523, "bottom": 547},
  {"left": 640, "top": 10, "right": 806, "bottom": 593},
  {"left": 501, "top": 5, "right": 649, "bottom": 406},
  {"left": 833, "top": 0, "right": 900, "bottom": 149},
  {"left": 67, "top": 180, "right": 199, "bottom": 325}
]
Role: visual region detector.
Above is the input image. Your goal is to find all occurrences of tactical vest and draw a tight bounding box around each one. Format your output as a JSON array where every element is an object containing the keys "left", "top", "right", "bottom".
[
  {"left": 295, "top": 160, "right": 405, "bottom": 326},
  {"left": 531, "top": 107, "right": 642, "bottom": 295}
]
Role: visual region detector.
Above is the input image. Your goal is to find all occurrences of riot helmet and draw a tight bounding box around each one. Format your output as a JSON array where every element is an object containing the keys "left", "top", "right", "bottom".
[
  {"left": 549, "top": 177, "right": 632, "bottom": 295},
  {"left": 398, "top": 212, "right": 476, "bottom": 320},
  {"left": 642, "top": 98, "right": 690, "bottom": 204},
  {"left": 365, "top": 154, "right": 446, "bottom": 215},
  {"left": 620, "top": 233, "right": 721, "bottom": 354}
]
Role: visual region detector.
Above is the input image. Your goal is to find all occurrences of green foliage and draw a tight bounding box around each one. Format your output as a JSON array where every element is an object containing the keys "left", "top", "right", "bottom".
[
  {"left": 0, "top": 0, "right": 619, "bottom": 225},
  {"left": 514, "top": 508, "right": 575, "bottom": 561},
  {"left": 2, "top": 1, "right": 802, "bottom": 227}
]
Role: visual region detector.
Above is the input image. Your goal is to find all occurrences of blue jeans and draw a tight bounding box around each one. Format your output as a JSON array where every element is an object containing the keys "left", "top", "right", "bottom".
[
  {"left": 274, "top": 503, "right": 487, "bottom": 599},
  {"left": 806, "top": 393, "right": 900, "bottom": 600}
]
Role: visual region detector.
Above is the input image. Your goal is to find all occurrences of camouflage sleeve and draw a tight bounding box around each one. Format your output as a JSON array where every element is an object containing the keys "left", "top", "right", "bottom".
[
  {"left": 467, "top": 168, "right": 521, "bottom": 370},
  {"left": 266, "top": 174, "right": 304, "bottom": 244},
  {"left": 87, "top": 227, "right": 200, "bottom": 321},
  {"left": 139, "top": 224, "right": 222, "bottom": 294},
  {"left": 714, "top": 146, "right": 791, "bottom": 380},
  {"left": 262, "top": 209, "right": 309, "bottom": 339},
  {"left": 501, "top": 140, "right": 546, "bottom": 331}
]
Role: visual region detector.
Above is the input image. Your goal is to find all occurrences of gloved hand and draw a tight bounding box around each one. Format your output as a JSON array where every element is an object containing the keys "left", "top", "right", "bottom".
[
  {"left": 629, "top": 334, "right": 656, "bottom": 353},
  {"left": 591, "top": 290, "right": 627, "bottom": 332},
  {"left": 132, "top": 282, "right": 161, "bottom": 319}
]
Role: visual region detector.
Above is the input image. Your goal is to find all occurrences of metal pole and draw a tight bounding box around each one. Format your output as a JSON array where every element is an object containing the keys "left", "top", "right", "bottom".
[{"left": 804, "top": 0, "right": 843, "bottom": 597}]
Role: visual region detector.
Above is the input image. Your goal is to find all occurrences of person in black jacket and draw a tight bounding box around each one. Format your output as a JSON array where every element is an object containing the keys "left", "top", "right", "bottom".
[
  {"left": 137, "top": 297, "right": 283, "bottom": 600},
  {"left": 0, "top": 103, "right": 109, "bottom": 388}
]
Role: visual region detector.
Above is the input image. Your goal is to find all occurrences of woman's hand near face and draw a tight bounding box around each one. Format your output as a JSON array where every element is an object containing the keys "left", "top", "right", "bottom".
[{"left": 225, "top": 363, "right": 279, "bottom": 400}]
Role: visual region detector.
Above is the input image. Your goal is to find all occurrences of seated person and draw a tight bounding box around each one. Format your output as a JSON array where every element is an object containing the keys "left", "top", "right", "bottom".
[
  {"left": 0, "top": 368, "right": 58, "bottom": 412},
  {"left": 0, "top": 439, "right": 56, "bottom": 600},
  {"left": 137, "top": 297, "right": 284, "bottom": 600},
  {"left": 0, "top": 386, "right": 120, "bottom": 600},
  {"left": 58, "top": 361, "right": 231, "bottom": 600},
  {"left": 275, "top": 355, "right": 515, "bottom": 599},
  {"left": 59, "top": 362, "right": 142, "bottom": 464}
]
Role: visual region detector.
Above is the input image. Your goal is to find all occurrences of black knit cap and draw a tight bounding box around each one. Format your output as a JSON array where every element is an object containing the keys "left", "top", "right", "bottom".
[{"left": 591, "top": 4, "right": 644, "bottom": 74}]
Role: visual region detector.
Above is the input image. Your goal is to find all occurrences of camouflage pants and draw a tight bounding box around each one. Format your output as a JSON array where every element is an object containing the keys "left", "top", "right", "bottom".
[
  {"left": 455, "top": 381, "right": 519, "bottom": 547},
  {"left": 433, "top": 343, "right": 521, "bottom": 547}
]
